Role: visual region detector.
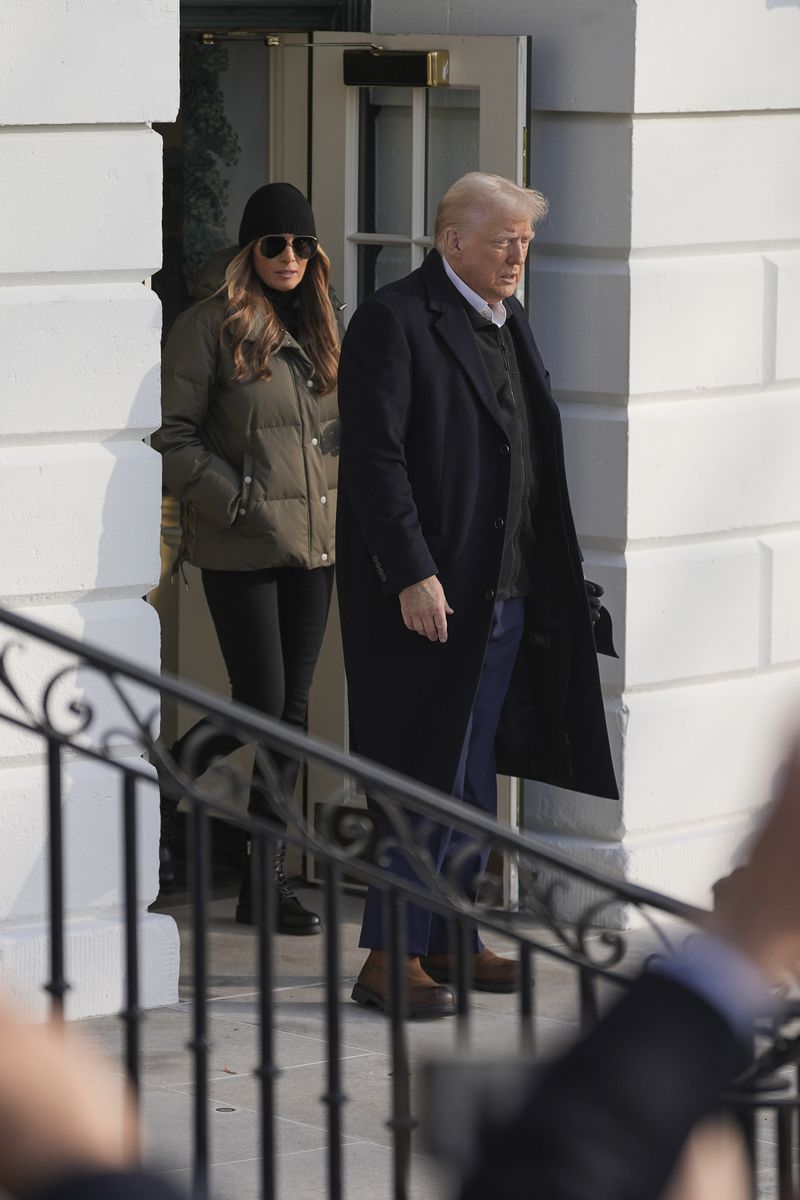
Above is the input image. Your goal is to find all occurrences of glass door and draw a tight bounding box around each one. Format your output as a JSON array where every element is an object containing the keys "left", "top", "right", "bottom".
[{"left": 310, "top": 32, "right": 527, "bottom": 313}]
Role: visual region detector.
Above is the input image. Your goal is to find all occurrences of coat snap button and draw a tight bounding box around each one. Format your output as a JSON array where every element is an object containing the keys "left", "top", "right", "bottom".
[
  {"left": 321, "top": 552, "right": 329, "bottom": 561},
  {"left": 499, "top": 443, "right": 510, "bottom": 455},
  {"left": 306, "top": 379, "right": 314, "bottom": 388},
  {"left": 320, "top": 495, "right": 327, "bottom": 504},
  {"left": 244, "top": 475, "right": 252, "bottom": 484},
  {"left": 239, "top": 507, "right": 246, "bottom": 516},
  {"left": 311, "top": 437, "right": 319, "bottom": 446},
  {"left": 494, "top": 516, "right": 504, "bottom": 529},
  {"left": 485, "top": 589, "right": 495, "bottom": 600}
]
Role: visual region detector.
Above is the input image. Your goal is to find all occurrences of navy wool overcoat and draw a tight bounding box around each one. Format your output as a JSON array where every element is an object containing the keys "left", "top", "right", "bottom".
[{"left": 335, "top": 251, "right": 618, "bottom": 802}]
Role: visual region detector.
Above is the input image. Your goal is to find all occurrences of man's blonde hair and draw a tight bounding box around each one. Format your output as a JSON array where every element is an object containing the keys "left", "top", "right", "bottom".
[{"left": 434, "top": 172, "right": 549, "bottom": 253}]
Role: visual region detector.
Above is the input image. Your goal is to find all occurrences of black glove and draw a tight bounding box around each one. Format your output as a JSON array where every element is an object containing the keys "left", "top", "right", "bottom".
[
  {"left": 585, "top": 579, "right": 604, "bottom": 625},
  {"left": 320, "top": 419, "right": 341, "bottom": 456}
]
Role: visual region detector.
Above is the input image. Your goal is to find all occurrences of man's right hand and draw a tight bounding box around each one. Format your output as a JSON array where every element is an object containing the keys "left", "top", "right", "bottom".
[{"left": 399, "top": 576, "right": 454, "bottom": 643}]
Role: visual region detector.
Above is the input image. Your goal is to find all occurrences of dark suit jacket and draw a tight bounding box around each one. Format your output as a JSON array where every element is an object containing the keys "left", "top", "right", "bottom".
[
  {"left": 459, "top": 974, "right": 745, "bottom": 1200},
  {"left": 336, "top": 250, "right": 618, "bottom": 801}
]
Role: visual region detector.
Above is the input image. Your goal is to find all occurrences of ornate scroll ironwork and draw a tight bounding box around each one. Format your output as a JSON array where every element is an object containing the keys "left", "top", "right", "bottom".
[
  {"left": 0, "top": 601, "right": 798, "bottom": 1199},
  {"left": 0, "top": 604, "right": 733, "bottom": 981}
]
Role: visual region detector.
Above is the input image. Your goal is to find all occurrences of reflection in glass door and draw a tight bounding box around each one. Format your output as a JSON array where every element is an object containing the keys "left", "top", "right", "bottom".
[
  {"left": 425, "top": 89, "right": 480, "bottom": 235},
  {"left": 311, "top": 32, "right": 527, "bottom": 318},
  {"left": 353, "top": 84, "right": 480, "bottom": 303}
]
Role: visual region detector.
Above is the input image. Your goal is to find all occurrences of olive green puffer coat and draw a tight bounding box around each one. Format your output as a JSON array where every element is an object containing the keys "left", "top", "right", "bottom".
[{"left": 155, "top": 293, "right": 339, "bottom": 572}]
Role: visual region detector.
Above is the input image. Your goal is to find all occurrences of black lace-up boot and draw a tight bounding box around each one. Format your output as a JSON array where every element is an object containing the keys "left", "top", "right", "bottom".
[{"left": 235, "top": 841, "right": 321, "bottom": 935}]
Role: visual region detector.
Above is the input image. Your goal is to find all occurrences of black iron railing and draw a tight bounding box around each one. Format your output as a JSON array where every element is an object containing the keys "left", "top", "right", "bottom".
[{"left": 0, "top": 603, "right": 797, "bottom": 1199}]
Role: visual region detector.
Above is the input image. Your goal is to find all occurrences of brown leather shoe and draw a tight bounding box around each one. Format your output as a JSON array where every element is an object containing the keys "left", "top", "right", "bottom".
[
  {"left": 352, "top": 951, "right": 457, "bottom": 1019},
  {"left": 421, "top": 947, "right": 520, "bottom": 994}
]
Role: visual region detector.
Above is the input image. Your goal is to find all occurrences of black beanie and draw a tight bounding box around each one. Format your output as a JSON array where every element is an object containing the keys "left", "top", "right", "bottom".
[{"left": 238, "top": 183, "right": 317, "bottom": 248}]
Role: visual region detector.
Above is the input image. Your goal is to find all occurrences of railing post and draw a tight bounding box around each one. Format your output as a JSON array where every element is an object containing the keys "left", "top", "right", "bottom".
[
  {"left": 387, "top": 892, "right": 412, "bottom": 1200},
  {"left": 189, "top": 804, "right": 210, "bottom": 1200},
  {"left": 519, "top": 943, "right": 535, "bottom": 1055},
  {"left": 45, "top": 738, "right": 68, "bottom": 1019},
  {"left": 121, "top": 770, "right": 141, "bottom": 1115},
  {"left": 254, "top": 833, "right": 278, "bottom": 1200},
  {"left": 323, "top": 859, "right": 345, "bottom": 1200},
  {"left": 454, "top": 919, "right": 472, "bottom": 1051},
  {"left": 777, "top": 1104, "right": 793, "bottom": 1196},
  {"left": 734, "top": 1037, "right": 758, "bottom": 1199},
  {"left": 578, "top": 966, "right": 599, "bottom": 1034}
]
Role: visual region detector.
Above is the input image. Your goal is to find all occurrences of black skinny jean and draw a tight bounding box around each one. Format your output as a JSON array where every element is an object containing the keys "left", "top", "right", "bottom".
[{"left": 170, "top": 565, "right": 334, "bottom": 823}]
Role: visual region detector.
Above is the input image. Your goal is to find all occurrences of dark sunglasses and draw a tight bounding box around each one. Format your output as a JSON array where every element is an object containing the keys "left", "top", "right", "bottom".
[{"left": 258, "top": 234, "right": 319, "bottom": 260}]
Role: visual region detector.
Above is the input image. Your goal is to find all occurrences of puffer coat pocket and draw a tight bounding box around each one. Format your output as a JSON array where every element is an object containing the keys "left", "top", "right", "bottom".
[{"left": 239, "top": 452, "right": 255, "bottom": 516}]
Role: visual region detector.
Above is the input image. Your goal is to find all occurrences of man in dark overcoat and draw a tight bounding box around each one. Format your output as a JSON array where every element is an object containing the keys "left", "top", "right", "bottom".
[{"left": 336, "top": 172, "right": 618, "bottom": 1018}]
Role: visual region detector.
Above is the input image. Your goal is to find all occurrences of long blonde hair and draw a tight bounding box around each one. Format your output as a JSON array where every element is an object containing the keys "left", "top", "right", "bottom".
[{"left": 220, "top": 243, "right": 340, "bottom": 395}]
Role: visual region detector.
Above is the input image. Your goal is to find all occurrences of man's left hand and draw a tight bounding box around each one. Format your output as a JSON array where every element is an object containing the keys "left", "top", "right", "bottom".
[{"left": 585, "top": 579, "right": 604, "bottom": 625}]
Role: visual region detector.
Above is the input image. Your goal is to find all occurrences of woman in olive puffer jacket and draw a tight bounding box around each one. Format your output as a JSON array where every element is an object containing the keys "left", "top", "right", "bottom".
[{"left": 155, "top": 183, "right": 341, "bottom": 935}]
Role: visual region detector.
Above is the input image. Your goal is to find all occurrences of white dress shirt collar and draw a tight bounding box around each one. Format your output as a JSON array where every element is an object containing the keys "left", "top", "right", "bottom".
[{"left": 442, "top": 256, "right": 508, "bottom": 328}]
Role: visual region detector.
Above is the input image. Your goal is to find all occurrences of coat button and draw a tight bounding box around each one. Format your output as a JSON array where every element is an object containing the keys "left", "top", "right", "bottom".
[
  {"left": 485, "top": 589, "right": 495, "bottom": 600},
  {"left": 494, "top": 516, "right": 504, "bottom": 529},
  {"left": 311, "top": 437, "right": 319, "bottom": 446},
  {"left": 239, "top": 507, "right": 246, "bottom": 516},
  {"left": 321, "top": 552, "right": 329, "bottom": 562},
  {"left": 499, "top": 443, "right": 510, "bottom": 455},
  {"left": 244, "top": 475, "right": 252, "bottom": 484},
  {"left": 306, "top": 379, "right": 315, "bottom": 388},
  {"left": 320, "top": 495, "right": 327, "bottom": 504}
]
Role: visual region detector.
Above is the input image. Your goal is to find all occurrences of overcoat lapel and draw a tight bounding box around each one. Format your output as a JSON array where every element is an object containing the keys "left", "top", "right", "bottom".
[{"left": 421, "top": 254, "right": 510, "bottom": 435}]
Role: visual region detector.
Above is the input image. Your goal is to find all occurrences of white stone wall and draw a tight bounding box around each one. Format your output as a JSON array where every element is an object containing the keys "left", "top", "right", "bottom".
[
  {"left": 0, "top": 0, "right": 180, "bottom": 1017},
  {"left": 372, "top": 0, "right": 800, "bottom": 909}
]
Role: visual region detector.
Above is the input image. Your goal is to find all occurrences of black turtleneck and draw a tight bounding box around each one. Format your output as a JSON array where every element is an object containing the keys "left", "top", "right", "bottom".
[
  {"left": 260, "top": 281, "right": 302, "bottom": 340},
  {"left": 463, "top": 302, "right": 540, "bottom": 600}
]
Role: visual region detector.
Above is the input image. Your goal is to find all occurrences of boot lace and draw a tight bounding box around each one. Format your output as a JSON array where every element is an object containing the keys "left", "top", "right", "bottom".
[{"left": 274, "top": 845, "right": 297, "bottom": 904}]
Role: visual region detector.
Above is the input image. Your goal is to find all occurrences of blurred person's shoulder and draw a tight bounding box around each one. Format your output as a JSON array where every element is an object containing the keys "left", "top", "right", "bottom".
[{"left": 350, "top": 264, "right": 428, "bottom": 334}]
